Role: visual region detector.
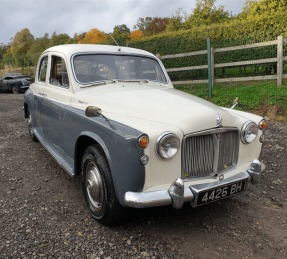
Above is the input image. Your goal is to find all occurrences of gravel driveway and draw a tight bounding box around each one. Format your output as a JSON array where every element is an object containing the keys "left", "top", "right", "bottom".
[{"left": 0, "top": 94, "right": 286, "bottom": 258}]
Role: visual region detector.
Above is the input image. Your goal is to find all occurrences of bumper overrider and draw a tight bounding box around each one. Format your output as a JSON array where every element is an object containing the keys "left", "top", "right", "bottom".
[{"left": 124, "top": 160, "right": 265, "bottom": 209}]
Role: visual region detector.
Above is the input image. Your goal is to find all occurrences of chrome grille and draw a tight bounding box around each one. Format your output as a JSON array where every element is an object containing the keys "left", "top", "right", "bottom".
[{"left": 182, "top": 128, "right": 239, "bottom": 178}]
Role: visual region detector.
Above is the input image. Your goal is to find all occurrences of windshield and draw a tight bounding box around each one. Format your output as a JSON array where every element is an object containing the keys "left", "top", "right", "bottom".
[{"left": 73, "top": 54, "right": 168, "bottom": 84}]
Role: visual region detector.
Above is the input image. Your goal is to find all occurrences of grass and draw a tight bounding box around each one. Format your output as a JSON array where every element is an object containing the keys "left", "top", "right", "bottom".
[{"left": 176, "top": 80, "right": 287, "bottom": 121}]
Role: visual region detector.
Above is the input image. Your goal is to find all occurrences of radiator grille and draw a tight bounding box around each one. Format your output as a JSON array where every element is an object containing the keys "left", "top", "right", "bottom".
[{"left": 182, "top": 129, "right": 239, "bottom": 178}]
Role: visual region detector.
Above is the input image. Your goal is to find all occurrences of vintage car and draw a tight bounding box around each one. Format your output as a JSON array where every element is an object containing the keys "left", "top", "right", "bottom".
[
  {"left": 0, "top": 74, "right": 32, "bottom": 93},
  {"left": 23, "top": 44, "right": 266, "bottom": 225}
]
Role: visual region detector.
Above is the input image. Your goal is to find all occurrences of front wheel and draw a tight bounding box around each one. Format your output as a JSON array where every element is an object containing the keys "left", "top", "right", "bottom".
[{"left": 81, "top": 145, "right": 124, "bottom": 225}]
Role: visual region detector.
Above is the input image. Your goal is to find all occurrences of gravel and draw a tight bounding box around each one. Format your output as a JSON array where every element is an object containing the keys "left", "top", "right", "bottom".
[{"left": 0, "top": 93, "right": 286, "bottom": 258}]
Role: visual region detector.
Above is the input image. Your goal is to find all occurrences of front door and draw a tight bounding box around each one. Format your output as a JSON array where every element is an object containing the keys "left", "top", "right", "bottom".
[{"left": 40, "top": 55, "right": 73, "bottom": 171}]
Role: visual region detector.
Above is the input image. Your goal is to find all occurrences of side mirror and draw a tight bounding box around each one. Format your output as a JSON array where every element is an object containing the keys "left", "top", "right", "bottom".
[{"left": 85, "top": 106, "right": 102, "bottom": 117}]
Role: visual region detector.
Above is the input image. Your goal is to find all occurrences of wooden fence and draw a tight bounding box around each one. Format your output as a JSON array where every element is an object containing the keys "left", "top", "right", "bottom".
[{"left": 158, "top": 36, "right": 287, "bottom": 87}]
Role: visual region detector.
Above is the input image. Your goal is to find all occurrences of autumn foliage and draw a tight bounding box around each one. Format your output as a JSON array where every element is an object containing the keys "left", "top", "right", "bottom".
[
  {"left": 129, "top": 30, "right": 144, "bottom": 41},
  {"left": 76, "top": 28, "right": 108, "bottom": 44}
]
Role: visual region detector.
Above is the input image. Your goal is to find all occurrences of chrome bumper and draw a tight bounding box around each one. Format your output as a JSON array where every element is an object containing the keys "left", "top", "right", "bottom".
[{"left": 124, "top": 160, "right": 265, "bottom": 209}]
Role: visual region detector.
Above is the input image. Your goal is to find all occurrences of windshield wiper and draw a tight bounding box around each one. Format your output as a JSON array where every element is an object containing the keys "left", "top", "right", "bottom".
[
  {"left": 117, "top": 79, "right": 149, "bottom": 83},
  {"left": 80, "top": 80, "right": 117, "bottom": 88},
  {"left": 80, "top": 79, "right": 152, "bottom": 88}
]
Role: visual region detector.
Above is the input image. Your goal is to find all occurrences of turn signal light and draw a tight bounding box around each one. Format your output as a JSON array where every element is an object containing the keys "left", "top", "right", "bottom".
[
  {"left": 138, "top": 135, "right": 149, "bottom": 148},
  {"left": 259, "top": 119, "right": 267, "bottom": 130}
]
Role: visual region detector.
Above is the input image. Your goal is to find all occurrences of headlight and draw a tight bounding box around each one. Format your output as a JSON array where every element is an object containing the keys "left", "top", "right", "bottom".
[
  {"left": 241, "top": 121, "right": 258, "bottom": 144},
  {"left": 156, "top": 132, "right": 180, "bottom": 159}
]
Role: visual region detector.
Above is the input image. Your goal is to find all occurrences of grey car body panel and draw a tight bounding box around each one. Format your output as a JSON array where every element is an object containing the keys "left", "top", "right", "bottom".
[{"left": 24, "top": 88, "right": 145, "bottom": 206}]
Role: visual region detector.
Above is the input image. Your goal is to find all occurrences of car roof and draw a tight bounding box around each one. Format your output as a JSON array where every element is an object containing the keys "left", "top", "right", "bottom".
[{"left": 43, "top": 44, "right": 156, "bottom": 58}]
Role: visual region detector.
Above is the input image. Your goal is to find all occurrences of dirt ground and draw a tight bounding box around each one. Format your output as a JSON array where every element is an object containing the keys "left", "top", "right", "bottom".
[{"left": 0, "top": 93, "right": 286, "bottom": 258}]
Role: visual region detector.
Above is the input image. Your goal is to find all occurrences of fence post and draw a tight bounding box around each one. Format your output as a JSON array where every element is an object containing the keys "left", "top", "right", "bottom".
[
  {"left": 211, "top": 47, "right": 215, "bottom": 88},
  {"left": 207, "top": 38, "right": 213, "bottom": 98},
  {"left": 277, "top": 35, "right": 283, "bottom": 87}
]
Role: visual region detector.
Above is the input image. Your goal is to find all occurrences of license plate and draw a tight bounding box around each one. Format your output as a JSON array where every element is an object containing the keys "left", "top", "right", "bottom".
[{"left": 195, "top": 179, "right": 247, "bottom": 206}]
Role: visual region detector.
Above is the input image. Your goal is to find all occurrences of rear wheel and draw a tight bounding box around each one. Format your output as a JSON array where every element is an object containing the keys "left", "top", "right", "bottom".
[
  {"left": 27, "top": 110, "right": 38, "bottom": 142},
  {"left": 81, "top": 145, "right": 124, "bottom": 225}
]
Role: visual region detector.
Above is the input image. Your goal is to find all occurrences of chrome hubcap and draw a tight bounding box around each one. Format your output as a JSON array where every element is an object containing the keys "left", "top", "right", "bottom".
[{"left": 86, "top": 162, "right": 104, "bottom": 211}]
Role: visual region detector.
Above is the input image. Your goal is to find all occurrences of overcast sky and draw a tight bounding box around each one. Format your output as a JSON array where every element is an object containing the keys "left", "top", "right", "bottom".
[{"left": 0, "top": 0, "right": 246, "bottom": 44}]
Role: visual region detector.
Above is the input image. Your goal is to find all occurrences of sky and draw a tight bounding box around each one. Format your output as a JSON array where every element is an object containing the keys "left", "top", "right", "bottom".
[{"left": 0, "top": 0, "right": 246, "bottom": 44}]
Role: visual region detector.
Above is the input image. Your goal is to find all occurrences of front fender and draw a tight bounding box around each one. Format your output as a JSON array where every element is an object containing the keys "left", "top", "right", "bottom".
[{"left": 65, "top": 108, "right": 146, "bottom": 206}]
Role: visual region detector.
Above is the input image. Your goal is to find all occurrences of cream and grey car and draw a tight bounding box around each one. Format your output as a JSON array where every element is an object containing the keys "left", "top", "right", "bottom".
[{"left": 24, "top": 44, "right": 266, "bottom": 225}]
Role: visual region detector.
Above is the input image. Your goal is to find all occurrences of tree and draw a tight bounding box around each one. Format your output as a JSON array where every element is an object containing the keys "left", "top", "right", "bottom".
[
  {"left": 129, "top": 30, "right": 144, "bottom": 41},
  {"left": 3, "top": 49, "right": 14, "bottom": 68},
  {"left": 74, "top": 32, "right": 86, "bottom": 43},
  {"left": 110, "top": 24, "right": 130, "bottom": 46},
  {"left": 10, "top": 28, "right": 34, "bottom": 67},
  {"left": 134, "top": 17, "right": 169, "bottom": 36},
  {"left": 27, "top": 34, "right": 50, "bottom": 66},
  {"left": 0, "top": 44, "right": 12, "bottom": 69},
  {"left": 166, "top": 8, "right": 187, "bottom": 31},
  {"left": 184, "top": 0, "right": 231, "bottom": 28},
  {"left": 78, "top": 28, "right": 108, "bottom": 44},
  {"left": 240, "top": 0, "right": 287, "bottom": 18},
  {"left": 49, "top": 32, "right": 73, "bottom": 46},
  {"left": 235, "top": 0, "right": 287, "bottom": 39}
]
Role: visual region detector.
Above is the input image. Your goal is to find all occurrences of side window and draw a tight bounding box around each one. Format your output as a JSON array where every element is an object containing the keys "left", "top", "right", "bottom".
[
  {"left": 38, "top": 56, "right": 48, "bottom": 82},
  {"left": 49, "top": 56, "right": 70, "bottom": 88}
]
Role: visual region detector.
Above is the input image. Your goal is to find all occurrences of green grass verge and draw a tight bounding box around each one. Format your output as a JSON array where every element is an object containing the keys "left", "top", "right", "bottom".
[{"left": 176, "top": 80, "right": 287, "bottom": 121}]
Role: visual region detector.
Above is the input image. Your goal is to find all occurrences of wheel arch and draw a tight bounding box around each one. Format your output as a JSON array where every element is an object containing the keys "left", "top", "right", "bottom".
[
  {"left": 74, "top": 133, "right": 111, "bottom": 177},
  {"left": 74, "top": 127, "right": 145, "bottom": 207}
]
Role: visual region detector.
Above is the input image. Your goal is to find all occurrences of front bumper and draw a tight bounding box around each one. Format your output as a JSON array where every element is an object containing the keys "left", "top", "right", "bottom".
[{"left": 124, "top": 160, "right": 265, "bottom": 209}]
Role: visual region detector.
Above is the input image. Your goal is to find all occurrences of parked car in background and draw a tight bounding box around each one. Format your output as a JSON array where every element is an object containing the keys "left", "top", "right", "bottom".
[
  {"left": 0, "top": 74, "right": 32, "bottom": 94},
  {"left": 23, "top": 44, "right": 266, "bottom": 225}
]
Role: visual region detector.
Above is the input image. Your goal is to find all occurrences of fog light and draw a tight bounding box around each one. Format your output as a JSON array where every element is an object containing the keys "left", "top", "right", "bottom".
[{"left": 140, "top": 155, "right": 149, "bottom": 165}]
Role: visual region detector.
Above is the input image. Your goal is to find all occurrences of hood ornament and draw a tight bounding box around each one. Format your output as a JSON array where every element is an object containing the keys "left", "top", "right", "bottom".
[{"left": 216, "top": 114, "right": 222, "bottom": 127}]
